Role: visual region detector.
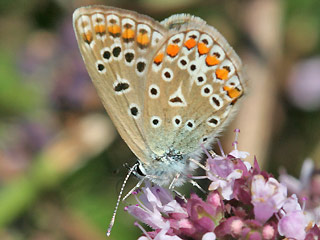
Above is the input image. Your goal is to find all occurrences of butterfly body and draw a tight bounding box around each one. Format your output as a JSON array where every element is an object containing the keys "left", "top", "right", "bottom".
[
  {"left": 135, "top": 146, "right": 205, "bottom": 186},
  {"left": 73, "top": 5, "right": 245, "bottom": 187}
]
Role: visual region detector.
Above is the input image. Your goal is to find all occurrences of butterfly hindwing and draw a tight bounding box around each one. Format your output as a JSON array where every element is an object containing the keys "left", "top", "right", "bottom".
[{"left": 143, "top": 14, "right": 246, "bottom": 156}]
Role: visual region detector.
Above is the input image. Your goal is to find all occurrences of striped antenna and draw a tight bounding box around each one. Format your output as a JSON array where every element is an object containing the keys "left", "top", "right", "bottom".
[{"left": 107, "top": 163, "right": 138, "bottom": 236}]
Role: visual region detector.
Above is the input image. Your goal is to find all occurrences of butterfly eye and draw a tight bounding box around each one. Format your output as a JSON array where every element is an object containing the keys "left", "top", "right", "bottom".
[{"left": 135, "top": 162, "right": 147, "bottom": 177}]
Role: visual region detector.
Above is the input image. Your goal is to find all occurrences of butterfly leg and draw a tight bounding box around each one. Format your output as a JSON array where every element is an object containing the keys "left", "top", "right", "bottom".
[
  {"left": 189, "top": 157, "right": 226, "bottom": 181},
  {"left": 172, "top": 189, "right": 187, "bottom": 202},
  {"left": 122, "top": 177, "right": 145, "bottom": 201},
  {"left": 188, "top": 158, "right": 209, "bottom": 171},
  {"left": 168, "top": 173, "right": 187, "bottom": 202},
  {"left": 189, "top": 179, "right": 206, "bottom": 193},
  {"left": 169, "top": 173, "right": 181, "bottom": 189}
]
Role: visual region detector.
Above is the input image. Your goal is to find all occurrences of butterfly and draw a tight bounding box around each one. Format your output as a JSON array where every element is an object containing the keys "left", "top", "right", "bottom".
[{"left": 73, "top": 5, "right": 245, "bottom": 188}]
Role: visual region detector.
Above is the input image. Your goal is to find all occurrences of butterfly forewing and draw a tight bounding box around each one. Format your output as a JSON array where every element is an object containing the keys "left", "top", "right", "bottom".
[
  {"left": 73, "top": 6, "right": 168, "bottom": 163},
  {"left": 143, "top": 14, "right": 245, "bottom": 156}
]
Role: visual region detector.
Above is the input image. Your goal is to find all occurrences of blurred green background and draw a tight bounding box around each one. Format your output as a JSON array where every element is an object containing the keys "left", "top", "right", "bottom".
[{"left": 0, "top": 0, "right": 320, "bottom": 239}]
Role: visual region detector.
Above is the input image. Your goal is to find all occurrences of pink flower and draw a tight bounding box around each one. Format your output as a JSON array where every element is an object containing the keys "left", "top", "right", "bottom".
[
  {"left": 230, "top": 219, "right": 244, "bottom": 235},
  {"left": 278, "top": 210, "right": 308, "bottom": 240},
  {"left": 215, "top": 216, "right": 275, "bottom": 239},
  {"left": 229, "top": 149, "right": 250, "bottom": 160},
  {"left": 207, "top": 154, "right": 247, "bottom": 200},
  {"left": 214, "top": 216, "right": 244, "bottom": 238},
  {"left": 305, "top": 225, "right": 320, "bottom": 239},
  {"left": 125, "top": 130, "right": 320, "bottom": 239},
  {"left": 282, "top": 194, "right": 302, "bottom": 213},
  {"left": 186, "top": 193, "right": 216, "bottom": 234},
  {"left": 137, "top": 222, "right": 183, "bottom": 240},
  {"left": 286, "top": 57, "right": 320, "bottom": 111},
  {"left": 280, "top": 158, "right": 320, "bottom": 223},
  {"left": 202, "top": 232, "right": 216, "bottom": 240},
  {"left": 262, "top": 225, "right": 275, "bottom": 239},
  {"left": 278, "top": 194, "right": 309, "bottom": 240},
  {"left": 279, "top": 158, "right": 314, "bottom": 194},
  {"left": 127, "top": 185, "right": 223, "bottom": 239},
  {"left": 126, "top": 185, "right": 187, "bottom": 229},
  {"left": 251, "top": 175, "right": 287, "bottom": 223}
]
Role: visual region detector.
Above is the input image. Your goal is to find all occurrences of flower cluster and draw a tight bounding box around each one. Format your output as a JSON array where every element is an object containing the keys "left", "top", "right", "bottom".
[
  {"left": 279, "top": 159, "right": 320, "bottom": 232},
  {"left": 126, "top": 130, "right": 320, "bottom": 240}
]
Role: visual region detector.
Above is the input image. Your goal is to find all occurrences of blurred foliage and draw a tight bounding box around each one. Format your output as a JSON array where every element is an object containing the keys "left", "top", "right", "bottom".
[
  {"left": 0, "top": 0, "right": 319, "bottom": 239},
  {"left": 0, "top": 52, "right": 40, "bottom": 117}
]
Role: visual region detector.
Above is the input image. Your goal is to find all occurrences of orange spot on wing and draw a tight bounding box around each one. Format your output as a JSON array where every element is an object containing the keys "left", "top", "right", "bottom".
[
  {"left": 216, "top": 68, "right": 229, "bottom": 80},
  {"left": 166, "top": 44, "right": 180, "bottom": 57},
  {"left": 197, "top": 42, "right": 209, "bottom": 55},
  {"left": 228, "top": 88, "right": 241, "bottom": 98},
  {"left": 82, "top": 31, "right": 93, "bottom": 43},
  {"left": 223, "top": 86, "right": 231, "bottom": 91},
  {"left": 137, "top": 33, "right": 150, "bottom": 45},
  {"left": 184, "top": 38, "right": 197, "bottom": 50},
  {"left": 94, "top": 25, "right": 106, "bottom": 34},
  {"left": 205, "top": 55, "right": 220, "bottom": 66},
  {"left": 108, "top": 25, "right": 121, "bottom": 35},
  {"left": 154, "top": 53, "right": 164, "bottom": 65},
  {"left": 223, "top": 86, "right": 241, "bottom": 98},
  {"left": 122, "top": 28, "right": 135, "bottom": 39}
]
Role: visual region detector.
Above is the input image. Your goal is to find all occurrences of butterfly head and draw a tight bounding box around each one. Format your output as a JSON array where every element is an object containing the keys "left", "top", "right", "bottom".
[{"left": 133, "top": 160, "right": 147, "bottom": 177}]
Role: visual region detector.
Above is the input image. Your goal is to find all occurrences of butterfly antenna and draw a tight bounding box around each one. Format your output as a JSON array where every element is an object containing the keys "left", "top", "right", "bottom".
[{"left": 107, "top": 163, "right": 138, "bottom": 237}]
